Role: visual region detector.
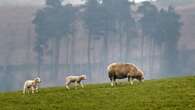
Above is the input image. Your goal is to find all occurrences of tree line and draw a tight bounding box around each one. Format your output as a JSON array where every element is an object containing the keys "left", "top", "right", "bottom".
[{"left": 33, "top": 0, "right": 182, "bottom": 81}]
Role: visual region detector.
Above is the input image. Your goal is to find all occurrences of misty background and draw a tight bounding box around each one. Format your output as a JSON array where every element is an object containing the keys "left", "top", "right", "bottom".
[{"left": 0, "top": 0, "right": 195, "bottom": 92}]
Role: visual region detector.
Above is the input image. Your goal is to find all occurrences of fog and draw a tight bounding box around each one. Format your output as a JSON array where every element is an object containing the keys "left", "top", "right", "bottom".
[
  {"left": 0, "top": 0, "right": 82, "bottom": 6},
  {"left": 0, "top": 0, "right": 153, "bottom": 6},
  {"left": 0, "top": 0, "right": 195, "bottom": 92}
]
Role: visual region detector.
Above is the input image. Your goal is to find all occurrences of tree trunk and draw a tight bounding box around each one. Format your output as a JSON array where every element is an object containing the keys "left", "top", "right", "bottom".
[
  {"left": 103, "top": 33, "right": 109, "bottom": 70},
  {"left": 26, "top": 28, "right": 31, "bottom": 65},
  {"left": 119, "top": 24, "right": 123, "bottom": 62},
  {"left": 149, "top": 38, "right": 155, "bottom": 77},
  {"left": 162, "top": 41, "right": 179, "bottom": 75},
  {"left": 87, "top": 32, "right": 92, "bottom": 81},
  {"left": 125, "top": 26, "right": 130, "bottom": 62},
  {"left": 4, "top": 29, "right": 15, "bottom": 91},
  {"left": 37, "top": 51, "right": 42, "bottom": 76},
  {"left": 159, "top": 44, "right": 164, "bottom": 74},
  {"left": 70, "top": 33, "right": 75, "bottom": 73},
  {"left": 65, "top": 37, "right": 70, "bottom": 73},
  {"left": 51, "top": 37, "right": 60, "bottom": 81},
  {"left": 140, "top": 33, "right": 145, "bottom": 68},
  {"left": 125, "top": 27, "right": 137, "bottom": 62}
]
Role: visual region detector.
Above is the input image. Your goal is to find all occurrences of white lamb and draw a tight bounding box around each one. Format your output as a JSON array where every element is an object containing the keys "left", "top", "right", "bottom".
[
  {"left": 65, "top": 74, "right": 87, "bottom": 89},
  {"left": 23, "top": 77, "right": 41, "bottom": 94}
]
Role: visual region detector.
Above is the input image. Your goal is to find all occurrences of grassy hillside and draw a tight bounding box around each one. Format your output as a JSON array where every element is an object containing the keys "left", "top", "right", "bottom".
[{"left": 0, "top": 76, "right": 195, "bottom": 110}]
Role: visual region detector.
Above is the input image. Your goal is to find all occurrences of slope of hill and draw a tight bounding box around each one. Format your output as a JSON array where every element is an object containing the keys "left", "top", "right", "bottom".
[{"left": 0, "top": 76, "right": 195, "bottom": 110}]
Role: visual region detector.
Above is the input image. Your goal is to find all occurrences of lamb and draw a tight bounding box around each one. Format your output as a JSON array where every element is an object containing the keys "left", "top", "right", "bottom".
[
  {"left": 65, "top": 74, "right": 87, "bottom": 89},
  {"left": 107, "top": 63, "right": 144, "bottom": 86},
  {"left": 23, "top": 77, "right": 41, "bottom": 94}
]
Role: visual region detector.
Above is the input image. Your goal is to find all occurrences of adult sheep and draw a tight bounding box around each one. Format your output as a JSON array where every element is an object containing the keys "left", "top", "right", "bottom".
[{"left": 107, "top": 63, "right": 144, "bottom": 86}]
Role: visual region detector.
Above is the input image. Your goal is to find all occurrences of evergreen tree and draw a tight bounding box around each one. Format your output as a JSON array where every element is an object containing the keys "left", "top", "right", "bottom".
[{"left": 33, "top": 0, "right": 76, "bottom": 80}]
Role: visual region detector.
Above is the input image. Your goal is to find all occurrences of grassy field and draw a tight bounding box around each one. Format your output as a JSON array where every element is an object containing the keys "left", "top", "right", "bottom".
[{"left": 0, "top": 76, "right": 195, "bottom": 110}]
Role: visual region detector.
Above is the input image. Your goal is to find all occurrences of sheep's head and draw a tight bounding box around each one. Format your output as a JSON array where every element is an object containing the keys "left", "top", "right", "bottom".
[
  {"left": 139, "top": 71, "right": 144, "bottom": 81},
  {"left": 141, "top": 76, "right": 144, "bottom": 82},
  {"left": 137, "top": 68, "right": 144, "bottom": 81},
  {"left": 34, "top": 77, "right": 41, "bottom": 83},
  {"left": 80, "top": 74, "right": 87, "bottom": 80}
]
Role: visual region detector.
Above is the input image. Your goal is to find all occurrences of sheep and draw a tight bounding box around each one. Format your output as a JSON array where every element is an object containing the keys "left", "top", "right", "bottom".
[
  {"left": 23, "top": 77, "right": 41, "bottom": 94},
  {"left": 65, "top": 74, "right": 87, "bottom": 89},
  {"left": 107, "top": 63, "right": 144, "bottom": 86}
]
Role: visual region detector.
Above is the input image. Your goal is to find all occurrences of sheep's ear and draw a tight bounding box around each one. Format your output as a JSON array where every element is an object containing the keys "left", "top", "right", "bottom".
[{"left": 32, "top": 72, "right": 38, "bottom": 78}]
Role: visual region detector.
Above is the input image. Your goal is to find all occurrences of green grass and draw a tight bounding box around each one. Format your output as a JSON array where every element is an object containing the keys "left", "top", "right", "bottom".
[{"left": 1, "top": 76, "right": 195, "bottom": 110}]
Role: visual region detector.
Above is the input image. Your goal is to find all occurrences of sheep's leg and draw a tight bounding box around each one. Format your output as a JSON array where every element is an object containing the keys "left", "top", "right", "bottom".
[
  {"left": 128, "top": 77, "right": 130, "bottom": 84},
  {"left": 114, "top": 78, "right": 117, "bottom": 86},
  {"left": 35, "top": 85, "right": 39, "bottom": 93},
  {"left": 80, "top": 82, "right": 84, "bottom": 88},
  {"left": 128, "top": 77, "right": 130, "bottom": 82},
  {"left": 27, "top": 88, "right": 30, "bottom": 94},
  {"left": 65, "top": 81, "right": 70, "bottom": 89},
  {"left": 65, "top": 85, "right": 70, "bottom": 89},
  {"left": 74, "top": 81, "right": 78, "bottom": 89},
  {"left": 31, "top": 86, "right": 35, "bottom": 94},
  {"left": 128, "top": 77, "right": 133, "bottom": 85},
  {"left": 130, "top": 77, "right": 133, "bottom": 85},
  {"left": 36, "top": 88, "right": 38, "bottom": 93},
  {"left": 110, "top": 77, "right": 114, "bottom": 87},
  {"left": 23, "top": 89, "right": 25, "bottom": 94}
]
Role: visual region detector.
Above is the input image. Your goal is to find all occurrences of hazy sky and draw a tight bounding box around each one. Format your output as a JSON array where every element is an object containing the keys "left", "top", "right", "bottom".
[{"left": 0, "top": 0, "right": 153, "bottom": 6}]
